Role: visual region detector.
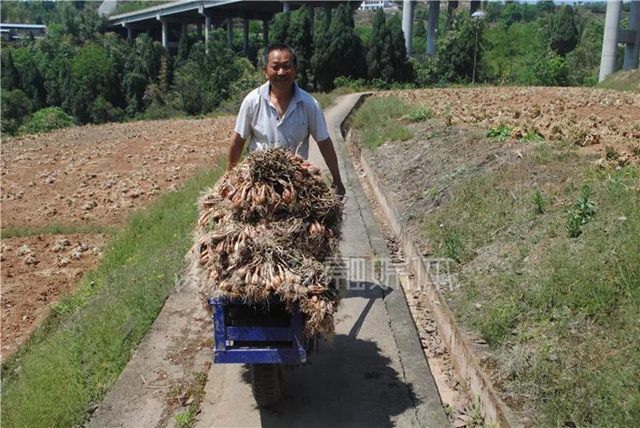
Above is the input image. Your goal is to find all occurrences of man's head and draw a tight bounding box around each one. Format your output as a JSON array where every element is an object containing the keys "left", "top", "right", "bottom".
[{"left": 262, "top": 43, "right": 297, "bottom": 92}]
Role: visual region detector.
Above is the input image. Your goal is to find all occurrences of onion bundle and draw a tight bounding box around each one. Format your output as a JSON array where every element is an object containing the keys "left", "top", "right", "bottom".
[{"left": 193, "top": 148, "right": 345, "bottom": 336}]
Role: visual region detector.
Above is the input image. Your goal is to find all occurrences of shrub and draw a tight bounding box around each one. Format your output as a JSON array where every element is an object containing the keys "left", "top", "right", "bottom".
[
  {"left": 1, "top": 89, "right": 31, "bottom": 135},
  {"left": 19, "top": 106, "right": 75, "bottom": 134}
]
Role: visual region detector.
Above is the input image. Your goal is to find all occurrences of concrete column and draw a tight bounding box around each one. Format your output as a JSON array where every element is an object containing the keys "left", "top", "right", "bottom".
[
  {"left": 470, "top": 0, "right": 481, "bottom": 15},
  {"left": 446, "top": 0, "right": 459, "bottom": 31},
  {"left": 402, "top": 0, "right": 415, "bottom": 55},
  {"left": 427, "top": 1, "right": 440, "bottom": 56},
  {"left": 227, "top": 18, "right": 233, "bottom": 48},
  {"left": 161, "top": 18, "right": 168, "bottom": 49},
  {"left": 205, "top": 14, "right": 211, "bottom": 52},
  {"left": 242, "top": 18, "right": 249, "bottom": 54},
  {"left": 283, "top": 1, "right": 291, "bottom": 13},
  {"left": 181, "top": 22, "right": 187, "bottom": 39},
  {"left": 308, "top": 5, "right": 315, "bottom": 36},
  {"left": 263, "top": 19, "right": 269, "bottom": 48},
  {"left": 324, "top": 6, "right": 332, "bottom": 28},
  {"left": 623, "top": 0, "right": 640, "bottom": 70},
  {"left": 127, "top": 25, "right": 133, "bottom": 42},
  {"left": 599, "top": 0, "right": 623, "bottom": 81}
]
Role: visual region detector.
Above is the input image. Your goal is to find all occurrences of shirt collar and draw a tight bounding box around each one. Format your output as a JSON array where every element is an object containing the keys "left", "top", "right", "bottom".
[{"left": 258, "top": 81, "right": 302, "bottom": 105}]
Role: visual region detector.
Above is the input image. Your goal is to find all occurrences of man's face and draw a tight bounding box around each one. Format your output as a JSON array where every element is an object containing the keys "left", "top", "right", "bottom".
[{"left": 263, "top": 49, "right": 296, "bottom": 91}]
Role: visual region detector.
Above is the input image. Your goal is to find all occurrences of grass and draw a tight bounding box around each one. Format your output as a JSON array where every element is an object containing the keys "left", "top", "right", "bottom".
[
  {"left": 312, "top": 92, "right": 336, "bottom": 110},
  {"left": 423, "top": 141, "right": 640, "bottom": 426},
  {"left": 349, "top": 97, "right": 413, "bottom": 151},
  {"left": 597, "top": 69, "right": 640, "bottom": 92},
  {"left": 1, "top": 222, "right": 113, "bottom": 239},
  {"left": 1, "top": 165, "right": 225, "bottom": 428}
]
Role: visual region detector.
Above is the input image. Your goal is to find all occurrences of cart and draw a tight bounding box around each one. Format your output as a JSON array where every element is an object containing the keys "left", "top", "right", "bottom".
[{"left": 209, "top": 295, "right": 318, "bottom": 407}]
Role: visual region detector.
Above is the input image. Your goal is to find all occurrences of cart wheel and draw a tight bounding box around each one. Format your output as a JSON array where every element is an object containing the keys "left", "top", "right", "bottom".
[{"left": 250, "top": 364, "right": 282, "bottom": 407}]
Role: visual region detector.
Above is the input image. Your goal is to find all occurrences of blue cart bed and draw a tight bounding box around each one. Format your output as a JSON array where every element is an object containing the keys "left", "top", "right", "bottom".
[{"left": 209, "top": 296, "right": 308, "bottom": 365}]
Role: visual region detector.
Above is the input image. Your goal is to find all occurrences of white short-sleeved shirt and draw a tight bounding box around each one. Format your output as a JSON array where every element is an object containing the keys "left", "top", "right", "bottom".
[{"left": 234, "top": 82, "right": 330, "bottom": 160}]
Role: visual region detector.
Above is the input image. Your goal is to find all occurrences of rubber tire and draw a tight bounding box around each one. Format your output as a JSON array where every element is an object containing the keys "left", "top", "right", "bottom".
[{"left": 250, "top": 364, "right": 282, "bottom": 407}]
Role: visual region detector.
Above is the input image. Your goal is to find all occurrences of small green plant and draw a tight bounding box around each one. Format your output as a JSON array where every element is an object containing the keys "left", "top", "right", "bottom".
[
  {"left": 405, "top": 107, "right": 432, "bottom": 122},
  {"left": 444, "top": 229, "right": 463, "bottom": 262},
  {"left": 487, "top": 124, "right": 512, "bottom": 141},
  {"left": 565, "top": 184, "right": 596, "bottom": 238},
  {"left": 533, "top": 190, "right": 546, "bottom": 214},
  {"left": 175, "top": 409, "right": 196, "bottom": 428},
  {"left": 521, "top": 129, "right": 544, "bottom": 142}
]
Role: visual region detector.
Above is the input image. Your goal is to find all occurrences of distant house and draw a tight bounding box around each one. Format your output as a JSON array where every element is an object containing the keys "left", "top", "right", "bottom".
[
  {"left": 358, "top": 1, "right": 397, "bottom": 11},
  {"left": 0, "top": 23, "right": 47, "bottom": 41}
]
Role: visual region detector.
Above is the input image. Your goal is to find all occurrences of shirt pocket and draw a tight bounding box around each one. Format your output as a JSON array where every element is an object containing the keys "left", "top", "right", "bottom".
[{"left": 288, "top": 111, "right": 308, "bottom": 144}]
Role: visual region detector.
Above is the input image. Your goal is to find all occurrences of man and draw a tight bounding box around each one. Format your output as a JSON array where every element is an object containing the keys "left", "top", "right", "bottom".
[{"left": 227, "top": 43, "right": 346, "bottom": 197}]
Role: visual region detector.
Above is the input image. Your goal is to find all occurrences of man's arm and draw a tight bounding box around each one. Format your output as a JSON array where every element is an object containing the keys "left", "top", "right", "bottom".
[
  {"left": 317, "top": 137, "right": 346, "bottom": 197},
  {"left": 227, "top": 132, "right": 246, "bottom": 171}
]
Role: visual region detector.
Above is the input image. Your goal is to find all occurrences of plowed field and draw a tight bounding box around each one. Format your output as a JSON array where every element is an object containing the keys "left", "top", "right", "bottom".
[{"left": 1, "top": 116, "right": 234, "bottom": 359}]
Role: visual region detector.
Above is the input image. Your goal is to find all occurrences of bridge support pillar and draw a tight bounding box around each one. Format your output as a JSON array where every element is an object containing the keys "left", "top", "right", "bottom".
[
  {"left": 205, "top": 14, "right": 211, "bottom": 52},
  {"left": 126, "top": 25, "right": 133, "bottom": 42},
  {"left": 623, "top": 0, "right": 640, "bottom": 70},
  {"left": 427, "top": 1, "right": 439, "bottom": 56},
  {"left": 402, "top": 0, "right": 415, "bottom": 55},
  {"left": 263, "top": 19, "right": 269, "bottom": 48},
  {"left": 159, "top": 17, "right": 168, "bottom": 49},
  {"left": 242, "top": 18, "right": 249, "bottom": 54},
  {"left": 600, "top": 0, "right": 622, "bottom": 81},
  {"left": 283, "top": 1, "right": 291, "bottom": 13},
  {"left": 227, "top": 18, "right": 233, "bottom": 48}
]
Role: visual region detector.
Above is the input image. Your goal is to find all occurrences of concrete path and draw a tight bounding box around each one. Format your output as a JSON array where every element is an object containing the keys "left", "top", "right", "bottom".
[
  {"left": 90, "top": 94, "right": 448, "bottom": 428},
  {"left": 195, "top": 94, "right": 448, "bottom": 428}
]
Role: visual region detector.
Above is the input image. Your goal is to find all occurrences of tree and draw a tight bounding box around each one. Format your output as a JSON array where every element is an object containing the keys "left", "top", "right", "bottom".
[
  {"left": 174, "top": 31, "right": 242, "bottom": 114},
  {"left": 287, "top": 6, "right": 314, "bottom": 89},
  {"left": 436, "top": 10, "right": 487, "bottom": 83},
  {"left": 549, "top": 5, "right": 579, "bottom": 56},
  {"left": 1, "top": 89, "right": 31, "bottom": 134},
  {"left": 366, "top": 9, "right": 392, "bottom": 81},
  {"left": 1, "top": 51, "right": 22, "bottom": 90},
  {"left": 311, "top": 4, "right": 366, "bottom": 91},
  {"left": 269, "top": 11, "right": 291, "bottom": 46},
  {"left": 386, "top": 14, "right": 412, "bottom": 82}
]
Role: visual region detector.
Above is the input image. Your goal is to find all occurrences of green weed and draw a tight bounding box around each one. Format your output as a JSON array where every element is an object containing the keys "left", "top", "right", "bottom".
[
  {"left": 533, "top": 189, "right": 545, "bottom": 214},
  {"left": 1, "top": 166, "right": 225, "bottom": 428},
  {"left": 404, "top": 107, "right": 432, "bottom": 122},
  {"left": 444, "top": 229, "right": 463, "bottom": 262},
  {"left": 520, "top": 129, "right": 544, "bottom": 142},
  {"left": 486, "top": 124, "right": 512, "bottom": 141},
  {"left": 565, "top": 184, "right": 596, "bottom": 238}
]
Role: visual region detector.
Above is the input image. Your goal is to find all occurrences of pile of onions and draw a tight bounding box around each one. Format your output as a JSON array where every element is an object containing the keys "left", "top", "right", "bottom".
[{"left": 193, "top": 148, "right": 344, "bottom": 336}]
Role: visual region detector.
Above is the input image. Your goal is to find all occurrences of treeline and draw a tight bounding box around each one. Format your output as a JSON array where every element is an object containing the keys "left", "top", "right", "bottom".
[
  {"left": 0, "top": 3, "right": 411, "bottom": 136},
  {"left": 411, "top": 0, "right": 611, "bottom": 87},
  {"left": 0, "top": 1, "right": 616, "bottom": 135}
]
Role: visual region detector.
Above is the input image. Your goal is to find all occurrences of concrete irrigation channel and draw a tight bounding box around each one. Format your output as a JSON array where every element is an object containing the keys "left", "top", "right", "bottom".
[{"left": 90, "top": 94, "right": 450, "bottom": 428}]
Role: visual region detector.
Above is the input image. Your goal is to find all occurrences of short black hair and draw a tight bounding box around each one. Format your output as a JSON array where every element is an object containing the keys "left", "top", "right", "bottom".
[{"left": 262, "top": 43, "right": 298, "bottom": 69}]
